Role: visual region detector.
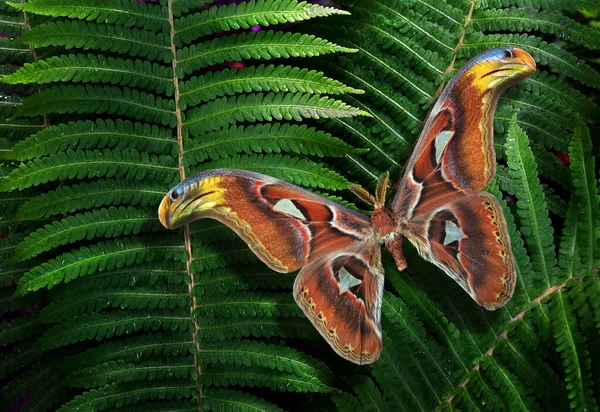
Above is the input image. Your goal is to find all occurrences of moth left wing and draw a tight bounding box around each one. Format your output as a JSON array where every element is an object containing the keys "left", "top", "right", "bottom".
[
  {"left": 404, "top": 192, "right": 516, "bottom": 310},
  {"left": 158, "top": 169, "right": 374, "bottom": 273},
  {"left": 294, "top": 241, "right": 384, "bottom": 364},
  {"left": 391, "top": 48, "right": 536, "bottom": 218}
]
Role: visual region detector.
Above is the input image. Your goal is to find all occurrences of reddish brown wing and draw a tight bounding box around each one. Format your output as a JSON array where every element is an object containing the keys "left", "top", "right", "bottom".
[
  {"left": 159, "top": 169, "right": 374, "bottom": 273},
  {"left": 294, "top": 241, "right": 384, "bottom": 364},
  {"left": 404, "top": 193, "right": 515, "bottom": 309},
  {"left": 389, "top": 48, "right": 534, "bottom": 309}
]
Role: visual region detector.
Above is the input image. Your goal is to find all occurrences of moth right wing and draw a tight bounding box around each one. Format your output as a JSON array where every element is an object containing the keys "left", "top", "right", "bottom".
[{"left": 294, "top": 240, "right": 384, "bottom": 364}]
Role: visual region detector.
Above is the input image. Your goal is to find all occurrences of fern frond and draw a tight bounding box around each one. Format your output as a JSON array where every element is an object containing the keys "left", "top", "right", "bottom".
[
  {"left": 17, "top": 236, "right": 186, "bottom": 294},
  {"left": 175, "top": 0, "right": 350, "bottom": 46},
  {"left": 14, "top": 206, "right": 162, "bottom": 261},
  {"left": 470, "top": 8, "right": 600, "bottom": 49},
  {"left": 0, "top": 92, "right": 23, "bottom": 118},
  {"left": 180, "top": 64, "right": 363, "bottom": 109},
  {"left": 199, "top": 316, "right": 318, "bottom": 342},
  {"left": 569, "top": 119, "right": 599, "bottom": 267},
  {"left": 504, "top": 115, "right": 557, "bottom": 288},
  {"left": 20, "top": 21, "right": 171, "bottom": 62},
  {"left": 0, "top": 37, "right": 31, "bottom": 64},
  {"left": 0, "top": 287, "right": 41, "bottom": 313},
  {"left": 8, "top": 0, "right": 169, "bottom": 32},
  {"left": 63, "top": 332, "right": 192, "bottom": 371},
  {"left": 194, "top": 291, "right": 302, "bottom": 319},
  {"left": 202, "top": 363, "right": 334, "bottom": 392},
  {"left": 203, "top": 388, "right": 283, "bottom": 412},
  {"left": 39, "top": 309, "right": 191, "bottom": 351},
  {"left": 183, "top": 123, "right": 366, "bottom": 166},
  {"left": 57, "top": 381, "right": 195, "bottom": 412},
  {"left": 347, "top": 375, "right": 391, "bottom": 411},
  {"left": 185, "top": 93, "right": 369, "bottom": 136},
  {"left": 5, "top": 119, "right": 176, "bottom": 161},
  {"left": 14, "top": 179, "right": 167, "bottom": 221},
  {"left": 0, "top": 149, "right": 178, "bottom": 192},
  {"left": 476, "top": 0, "right": 600, "bottom": 13},
  {"left": 191, "top": 240, "right": 259, "bottom": 272},
  {"left": 14, "top": 85, "right": 177, "bottom": 127},
  {"left": 172, "top": 0, "right": 216, "bottom": 17},
  {"left": 0, "top": 339, "right": 40, "bottom": 379},
  {"left": 549, "top": 289, "right": 598, "bottom": 411},
  {"left": 177, "top": 30, "right": 356, "bottom": 77},
  {"left": 0, "top": 312, "right": 40, "bottom": 346},
  {"left": 2, "top": 54, "right": 174, "bottom": 95},
  {"left": 66, "top": 357, "right": 195, "bottom": 388},
  {"left": 521, "top": 71, "right": 599, "bottom": 119},
  {"left": 0, "top": 12, "right": 25, "bottom": 36},
  {"left": 193, "top": 154, "right": 349, "bottom": 190},
  {"left": 41, "top": 285, "right": 188, "bottom": 324},
  {"left": 202, "top": 340, "right": 335, "bottom": 385},
  {"left": 194, "top": 265, "right": 295, "bottom": 297}
]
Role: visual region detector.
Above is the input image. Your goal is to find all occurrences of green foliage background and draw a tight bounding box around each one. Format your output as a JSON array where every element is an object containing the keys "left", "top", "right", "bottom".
[{"left": 0, "top": 0, "right": 599, "bottom": 411}]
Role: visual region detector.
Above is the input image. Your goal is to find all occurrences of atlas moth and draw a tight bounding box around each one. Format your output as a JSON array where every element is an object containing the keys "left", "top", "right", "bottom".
[{"left": 159, "top": 48, "right": 536, "bottom": 364}]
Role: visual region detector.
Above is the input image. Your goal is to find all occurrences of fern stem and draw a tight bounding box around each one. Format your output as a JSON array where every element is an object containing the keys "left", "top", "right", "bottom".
[
  {"left": 167, "top": 0, "right": 203, "bottom": 404},
  {"left": 432, "top": 0, "right": 476, "bottom": 102}
]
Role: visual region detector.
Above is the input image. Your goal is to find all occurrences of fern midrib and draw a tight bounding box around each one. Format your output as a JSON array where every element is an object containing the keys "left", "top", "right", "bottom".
[
  {"left": 432, "top": 0, "right": 475, "bottom": 101},
  {"left": 167, "top": 0, "right": 203, "bottom": 405}
]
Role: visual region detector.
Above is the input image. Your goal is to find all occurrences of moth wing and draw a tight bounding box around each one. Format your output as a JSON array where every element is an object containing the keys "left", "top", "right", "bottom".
[
  {"left": 159, "top": 169, "right": 373, "bottom": 273},
  {"left": 391, "top": 100, "right": 495, "bottom": 217},
  {"left": 294, "top": 240, "right": 384, "bottom": 364},
  {"left": 404, "top": 192, "right": 516, "bottom": 309}
]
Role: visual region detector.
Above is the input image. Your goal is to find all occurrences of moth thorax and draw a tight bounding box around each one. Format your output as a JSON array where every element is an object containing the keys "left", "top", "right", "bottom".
[{"left": 371, "top": 207, "right": 398, "bottom": 240}]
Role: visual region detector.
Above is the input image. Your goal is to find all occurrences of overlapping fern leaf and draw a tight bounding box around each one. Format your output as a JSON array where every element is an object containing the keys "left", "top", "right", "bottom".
[{"left": 1, "top": 0, "right": 599, "bottom": 411}]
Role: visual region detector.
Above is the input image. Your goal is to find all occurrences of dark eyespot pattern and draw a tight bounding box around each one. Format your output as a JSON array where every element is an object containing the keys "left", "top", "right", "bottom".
[{"left": 170, "top": 189, "right": 182, "bottom": 201}]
